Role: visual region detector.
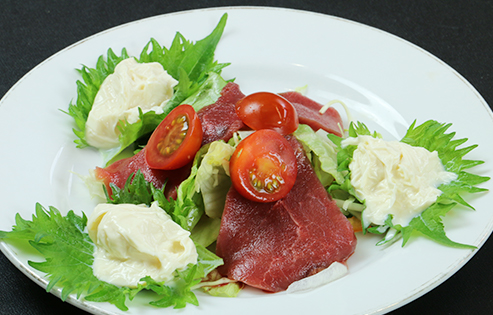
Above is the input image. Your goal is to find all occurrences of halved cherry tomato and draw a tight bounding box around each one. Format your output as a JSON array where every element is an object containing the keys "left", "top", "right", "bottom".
[
  {"left": 235, "top": 92, "right": 298, "bottom": 135},
  {"left": 145, "top": 104, "right": 202, "bottom": 170},
  {"left": 230, "top": 129, "right": 297, "bottom": 203}
]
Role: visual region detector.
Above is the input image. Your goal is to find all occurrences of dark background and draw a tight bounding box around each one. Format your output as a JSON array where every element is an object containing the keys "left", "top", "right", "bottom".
[{"left": 1, "top": 1, "right": 492, "bottom": 314}]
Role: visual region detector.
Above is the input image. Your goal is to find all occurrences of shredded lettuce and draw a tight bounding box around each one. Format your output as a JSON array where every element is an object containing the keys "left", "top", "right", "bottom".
[
  {"left": 200, "top": 282, "right": 243, "bottom": 297},
  {"left": 294, "top": 124, "right": 344, "bottom": 186},
  {"left": 65, "top": 13, "right": 230, "bottom": 163},
  {"left": 195, "top": 141, "right": 235, "bottom": 219},
  {"left": 195, "top": 269, "right": 243, "bottom": 297},
  {"left": 189, "top": 216, "right": 222, "bottom": 248},
  {"left": 327, "top": 120, "right": 489, "bottom": 248},
  {"left": 169, "top": 140, "right": 235, "bottom": 247}
]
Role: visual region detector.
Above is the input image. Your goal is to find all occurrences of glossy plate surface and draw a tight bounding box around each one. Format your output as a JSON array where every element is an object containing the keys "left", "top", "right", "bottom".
[{"left": 1, "top": 7, "right": 492, "bottom": 315}]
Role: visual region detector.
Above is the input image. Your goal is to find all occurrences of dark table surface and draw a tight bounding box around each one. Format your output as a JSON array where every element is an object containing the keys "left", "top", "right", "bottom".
[{"left": 1, "top": 1, "right": 492, "bottom": 314}]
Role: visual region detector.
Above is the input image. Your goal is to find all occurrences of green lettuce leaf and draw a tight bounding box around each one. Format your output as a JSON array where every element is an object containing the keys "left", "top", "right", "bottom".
[
  {"left": 195, "top": 141, "right": 235, "bottom": 219},
  {"left": 201, "top": 282, "right": 243, "bottom": 298},
  {"left": 294, "top": 124, "right": 344, "bottom": 186},
  {"left": 326, "top": 122, "right": 369, "bottom": 207},
  {"left": 195, "top": 270, "right": 243, "bottom": 298},
  {"left": 165, "top": 151, "right": 206, "bottom": 232},
  {"left": 166, "top": 140, "right": 235, "bottom": 247},
  {"left": 189, "top": 215, "right": 222, "bottom": 248}
]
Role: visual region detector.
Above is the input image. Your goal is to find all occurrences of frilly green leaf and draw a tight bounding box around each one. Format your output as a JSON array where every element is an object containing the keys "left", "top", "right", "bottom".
[
  {"left": 64, "top": 13, "right": 229, "bottom": 162},
  {"left": 328, "top": 120, "right": 489, "bottom": 248}
]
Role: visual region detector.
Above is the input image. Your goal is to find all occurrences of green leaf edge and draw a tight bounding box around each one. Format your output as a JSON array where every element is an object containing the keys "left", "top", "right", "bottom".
[
  {"left": 328, "top": 120, "right": 489, "bottom": 249},
  {"left": 63, "top": 13, "right": 229, "bottom": 157},
  {"left": 0, "top": 203, "right": 222, "bottom": 310}
]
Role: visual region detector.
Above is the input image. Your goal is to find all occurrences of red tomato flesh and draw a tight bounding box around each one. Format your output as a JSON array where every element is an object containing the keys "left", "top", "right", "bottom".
[
  {"left": 145, "top": 104, "right": 203, "bottom": 170},
  {"left": 235, "top": 92, "right": 298, "bottom": 135},
  {"left": 230, "top": 129, "right": 297, "bottom": 203}
]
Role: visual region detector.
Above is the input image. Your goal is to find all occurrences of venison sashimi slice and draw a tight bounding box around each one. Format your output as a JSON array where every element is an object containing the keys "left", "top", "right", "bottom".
[
  {"left": 197, "top": 82, "right": 245, "bottom": 145},
  {"left": 280, "top": 91, "right": 343, "bottom": 137},
  {"left": 215, "top": 136, "right": 356, "bottom": 292}
]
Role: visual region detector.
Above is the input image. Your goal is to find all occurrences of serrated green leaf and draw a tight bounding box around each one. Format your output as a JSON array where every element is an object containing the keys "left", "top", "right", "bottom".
[
  {"left": 84, "top": 283, "right": 130, "bottom": 311},
  {"left": 0, "top": 204, "right": 128, "bottom": 309},
  {"left": 401, "top": 203, "right": 476, "bottom": 249},
  {"left": 65, "top": 13, "right": 229, "bottom": 162},
  {"left": 328, "top": 120, "right": 489, "bottom": 248},
  {"left": 105, "top": 169, "right": 157, "bottom": 205},
  {"left": 1, "top": 202, "right": 224, "bottom": 311}
]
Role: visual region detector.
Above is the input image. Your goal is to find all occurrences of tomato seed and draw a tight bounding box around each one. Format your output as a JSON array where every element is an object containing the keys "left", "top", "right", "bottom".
[
  {"left": 271, "top": 179, "right": 280, "bottom": 189},
  {"left": 156, "top": 114, "right": 189, "bottom": 156}
]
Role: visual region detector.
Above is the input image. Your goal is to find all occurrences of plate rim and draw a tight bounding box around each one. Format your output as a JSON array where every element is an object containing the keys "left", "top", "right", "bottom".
[{"left": 1, "top": 5, "right": 492, "bottom": 315}]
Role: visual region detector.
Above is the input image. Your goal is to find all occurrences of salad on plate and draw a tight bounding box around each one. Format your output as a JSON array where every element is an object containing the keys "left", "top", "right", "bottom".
[{"left": 0, "top": 13, "right": 489, "bottom": 311}]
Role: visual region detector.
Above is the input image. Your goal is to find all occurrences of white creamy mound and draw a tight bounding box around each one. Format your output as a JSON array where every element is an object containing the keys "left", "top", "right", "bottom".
[
  {"left": 87, "top": 202, "right": 197, "bottom": 287},
  {"left": 85, "top": 58, "right": 178, "bottom": 149},
  {"left": 342, "top": 135, "right": 457, "bottom": 227}
]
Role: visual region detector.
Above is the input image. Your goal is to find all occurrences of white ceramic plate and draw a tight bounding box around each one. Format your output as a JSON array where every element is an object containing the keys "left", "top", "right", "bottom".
[{"left": 1, "top": 6, "right": 492, "bottom": 315}]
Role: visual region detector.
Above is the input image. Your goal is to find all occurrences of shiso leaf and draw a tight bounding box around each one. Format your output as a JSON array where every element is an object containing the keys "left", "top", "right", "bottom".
[
  {"left": 64, "top": 13, "right": 229, "bottom": 162},
  {"left": 327, "top": 120, "right": 489, "bottom": 248},
  {"left": 0, "top": 203, "right": 223, "bottom": 310}
]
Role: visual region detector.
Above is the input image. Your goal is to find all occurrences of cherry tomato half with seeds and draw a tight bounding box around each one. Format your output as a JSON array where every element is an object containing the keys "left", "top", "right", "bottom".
[
  {"left": 235, "top": 92, "right": 299, "bottom": 135},
  {"left": 230, "top": 129, "right": 297, "bottom": 203},
  {"left": 145, "top": 104, "right": 202, "bottom": 170}
]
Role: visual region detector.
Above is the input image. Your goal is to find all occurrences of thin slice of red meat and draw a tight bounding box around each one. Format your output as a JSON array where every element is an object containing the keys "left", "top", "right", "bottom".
[
  {"left": 198, "top": 82, "right": 246, "bottom": 145},
  {"left": 215, "top": 136, "right": 356, "bottom": 292},
  {"left": 280, "top": 91, "right": 343, "bottom": 137},
  {"left": 94, "top": 147, "right": 191, "bottom": 200}
]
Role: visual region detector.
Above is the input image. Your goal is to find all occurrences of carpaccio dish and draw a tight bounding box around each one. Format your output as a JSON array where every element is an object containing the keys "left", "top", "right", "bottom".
[
  {"left": 95, "top": 81, "right": 357, "bottom": 293},
  {"left": 0, "top": 12, "right": 488, "bottom": 312}
]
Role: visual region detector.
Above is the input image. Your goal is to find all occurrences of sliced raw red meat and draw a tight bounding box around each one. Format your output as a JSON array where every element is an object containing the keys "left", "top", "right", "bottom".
[
  {"left": 198, "top": 82, "right": 246, "bottom": 145},
  {"left": 215, "top": 136, "right": 356, "bottom": 292},
  {"left": 94, "top": 147, "right": 191, "bottom": 200},
  {"left": 280, "top": 91, "right": 343, "bottom": 137}
]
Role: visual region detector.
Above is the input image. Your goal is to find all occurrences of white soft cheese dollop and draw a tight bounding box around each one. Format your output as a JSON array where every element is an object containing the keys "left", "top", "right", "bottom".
[
  {"left": 342, "top": 135, "right": 457, "bottom": 227},
  {"left": 87, "top": 202, "right": 197, "bottom": 287},
  {"left": 85, "top": 58, "right": 178, "bottom": 149}
]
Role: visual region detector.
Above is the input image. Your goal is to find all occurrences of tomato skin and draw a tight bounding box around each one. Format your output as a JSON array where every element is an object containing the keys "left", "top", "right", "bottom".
[
  {"left": 145, "top": 104, "right": 203, "bottom": 170},
  {"left": 230, "top": 129, "right": 297, "bottom": 203},
  {"left": 235, "top": 92, "right": 299, "bottom": 135}
]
